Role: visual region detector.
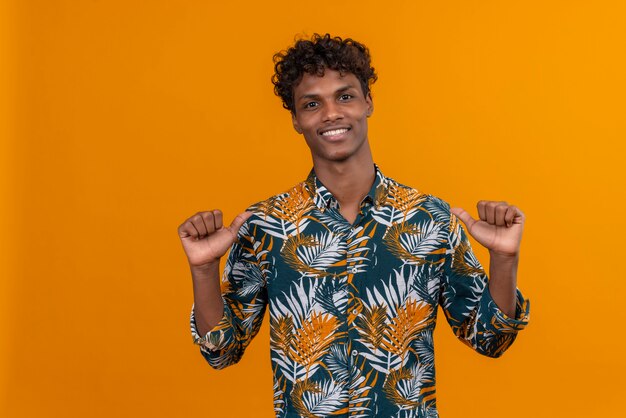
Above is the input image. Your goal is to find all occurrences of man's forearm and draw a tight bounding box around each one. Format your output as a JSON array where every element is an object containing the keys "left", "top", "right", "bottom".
[
  {"left": 191, "top": 261, "right": 225, "bottom": 336},
  {"left": 487, "top": 251, "right": 518, "bottom": 318}
]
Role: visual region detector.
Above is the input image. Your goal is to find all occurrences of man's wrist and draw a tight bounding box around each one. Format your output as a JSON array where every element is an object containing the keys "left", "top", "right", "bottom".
[
  {"left": 488, "top": 250, "right": 519, "bottom": 265},
  {"left": 190, "top": 260, "right": 220, "bottom": 281}
]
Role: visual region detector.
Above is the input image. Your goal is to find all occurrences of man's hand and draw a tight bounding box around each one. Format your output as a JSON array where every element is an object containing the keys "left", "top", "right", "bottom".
[
  {"left": 450, "top": 201, "right": 524, "bottom": 257},
  {"left": 178, "top": 210, "right": 253, "bottom": 267}
]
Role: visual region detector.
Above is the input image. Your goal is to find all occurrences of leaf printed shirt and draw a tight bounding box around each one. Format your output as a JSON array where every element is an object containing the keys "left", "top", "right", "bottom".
[{"left": 190, "top": 165, "right": 530, "bottom": 418}]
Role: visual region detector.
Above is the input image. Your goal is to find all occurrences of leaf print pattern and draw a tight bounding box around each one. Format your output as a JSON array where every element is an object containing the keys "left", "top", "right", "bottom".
[
  {"left": 292, "top": 379, "right": 349, "bottom": 418},
  {"left": 282, "top": 231, "right": 346, "bottom": 278},
  {"left": 380, "top": 299, "right": 434, "bottom": 360},
  {"left": 383, "top": 221, "right": 446, "bottom": 266},
  {"left": 190, "top": 164, "right": 530, "bottom": 417},
  {"left": 289, "top": 311, "right": 344, "bottom": 372},
  {"left": 273, "top": 368, "right": 287, "bottom": 416},
  {"left": 355, "top": 305, "right": 386, "bottom": 350},
  {"left": 270, "top": 315, "right": 294, "bottom": 357}
]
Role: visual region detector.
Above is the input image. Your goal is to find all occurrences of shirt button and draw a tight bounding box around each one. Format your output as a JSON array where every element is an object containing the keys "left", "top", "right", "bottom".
[
  {"left": 351, "top": 350, "right": 358, "bottom": 357},
  {"left": 352, "top": 309, "right": 358, "bottom": 315},
  {"left": 350, "top": 267, "right": 358, "bottom": 274}
]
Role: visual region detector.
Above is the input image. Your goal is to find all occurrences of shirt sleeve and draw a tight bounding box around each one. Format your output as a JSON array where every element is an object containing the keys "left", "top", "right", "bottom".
[
  {"left": 439, "top": 211, "right": 530, "bottom": 358},
  {"left": 189, "top": 218, "right": 268, "bottom": 369}
]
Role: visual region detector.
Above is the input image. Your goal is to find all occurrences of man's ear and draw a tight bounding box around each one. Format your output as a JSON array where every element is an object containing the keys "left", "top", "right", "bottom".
[
  {"left": 291, "top": 111, "right": 302, "bottom": 134},
  {"left": 366, "top": 93, "right": 374, "bottom": 117}
]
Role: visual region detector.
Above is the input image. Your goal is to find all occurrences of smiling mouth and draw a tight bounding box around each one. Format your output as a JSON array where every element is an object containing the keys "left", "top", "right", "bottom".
[{"left": 320, "top": 127, "right": 351, "bottom": 139}]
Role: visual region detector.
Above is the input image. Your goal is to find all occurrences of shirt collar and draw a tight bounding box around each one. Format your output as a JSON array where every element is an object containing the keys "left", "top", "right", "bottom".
[{"left": 304, "top": 163, "right": 389, "bottom": 211}]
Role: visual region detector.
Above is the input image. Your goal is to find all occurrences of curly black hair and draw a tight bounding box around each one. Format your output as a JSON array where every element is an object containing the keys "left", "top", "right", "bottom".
[{"left": 272, "top": 33, "right": 378, "bottom": 113}]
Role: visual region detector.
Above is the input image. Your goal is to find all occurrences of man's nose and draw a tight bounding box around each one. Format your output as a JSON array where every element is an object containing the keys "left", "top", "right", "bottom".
[{"left": 322, "top": 101, "right": 343, "bottom": 122}]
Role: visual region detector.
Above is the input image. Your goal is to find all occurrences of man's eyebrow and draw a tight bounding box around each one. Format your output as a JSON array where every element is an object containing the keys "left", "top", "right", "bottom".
[
  {"left": 297, "top": 93, "right": 321, "bottom": 101},
  {"left": 296, "top": 84, "right": 358, "bottom": 101},
  {"left": 335, "top": 85, "right": 356, "bottom": 94}
]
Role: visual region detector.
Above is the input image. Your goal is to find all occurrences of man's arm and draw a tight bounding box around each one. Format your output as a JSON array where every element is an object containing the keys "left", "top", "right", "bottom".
[
  {"left": 190, "top": 261, "right": 224, "bottom": 336},
  {"left": 451, "top": 200, "right": 525, "bottom": 318},
  {"left": 179, "top": 210, "right": 268, "bottom": 369},
  {"left": 487, "top": 252, "right": 518, "bottom": 318},
  {"left": 440, "top": 201, "right": 530, "bottom": 357},
  {"left": 178, "top": 209, "right": 250, "bottom": 334}
]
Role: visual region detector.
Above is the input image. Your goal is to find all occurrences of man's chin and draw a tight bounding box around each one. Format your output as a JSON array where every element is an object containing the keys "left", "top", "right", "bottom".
[
  {"left": 321, "top": 152, "right": 352, "bottom": 163},
  {"left": 309, "top": 142, "right": 367, "bottom": 164}
]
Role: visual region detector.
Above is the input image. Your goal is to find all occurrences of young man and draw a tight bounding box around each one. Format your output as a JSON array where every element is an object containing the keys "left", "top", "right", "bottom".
[{"left": 178, "top": 33, "right": 530, "bottom": 417}]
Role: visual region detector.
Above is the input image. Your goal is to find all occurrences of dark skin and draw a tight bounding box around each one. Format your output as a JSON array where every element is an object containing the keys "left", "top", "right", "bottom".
[
  {"left": 178, "top": 68, "right": 523, "bottom": 336},
  {"left": 290, "top": 69, "right": 374, "bottom": 225}
]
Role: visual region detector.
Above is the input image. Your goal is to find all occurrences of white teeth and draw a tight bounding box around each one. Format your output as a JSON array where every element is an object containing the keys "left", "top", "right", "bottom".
[{"left": 321, "top": 128, "right": 348, "bottom": 137}]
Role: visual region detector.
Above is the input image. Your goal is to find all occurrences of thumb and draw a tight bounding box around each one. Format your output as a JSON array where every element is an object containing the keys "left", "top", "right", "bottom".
[
  {"left": 228, "top": 211, "right": 253, "bottom": 233},
  {"left": 450, "top": 207, "right": 477, "bottom": 230}
]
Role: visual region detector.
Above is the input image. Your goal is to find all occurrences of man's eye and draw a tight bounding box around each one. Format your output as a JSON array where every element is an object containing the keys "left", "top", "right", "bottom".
[
  {"left": 304, "top": 102, "right": 318, "bottom": 109},
  {"left": 339, "top": 94, "right": 353, "bottom": 100}
]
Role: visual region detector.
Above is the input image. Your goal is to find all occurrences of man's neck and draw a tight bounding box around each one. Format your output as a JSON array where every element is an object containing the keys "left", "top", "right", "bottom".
[{"left": 312, "top": 152, "right": 376, "bottom": 209}]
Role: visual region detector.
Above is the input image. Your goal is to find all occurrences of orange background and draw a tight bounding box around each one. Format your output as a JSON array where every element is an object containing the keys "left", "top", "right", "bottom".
[{"left": 2, "top": 1, "right": 625, "bottom": 417}]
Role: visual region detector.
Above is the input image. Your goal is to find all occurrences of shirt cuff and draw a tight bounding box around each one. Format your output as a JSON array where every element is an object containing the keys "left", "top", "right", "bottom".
[
  {"left": 190, "top": 300, "right": 234, "bottom": 352},
  {"left": 482, "top": 284, "right": 531, "bottom": 332}
]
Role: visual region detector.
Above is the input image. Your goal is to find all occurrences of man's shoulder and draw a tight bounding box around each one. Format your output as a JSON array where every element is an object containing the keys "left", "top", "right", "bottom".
[
  {"left": 384, "top": 175, "right": 452, "bottom": 207},
  {"left": 244, "top": 180, "right": 311, "bottom": 213},
  {"left": 383, "top": 175, "right": 453, "bottom": 222}
]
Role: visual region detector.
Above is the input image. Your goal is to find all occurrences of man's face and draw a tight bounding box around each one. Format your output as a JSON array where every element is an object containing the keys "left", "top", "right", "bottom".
[{"left": 291, "top": 68, "right": 373, "bottom": 164}]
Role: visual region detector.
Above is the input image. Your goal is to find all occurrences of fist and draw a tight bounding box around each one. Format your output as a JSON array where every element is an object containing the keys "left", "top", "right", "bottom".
[
  {"left": 177, "top": 210, "right": 252, "bottom": 267},
  {"left": 451, "top": 201, "right": 525, "bottom": 257}
]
